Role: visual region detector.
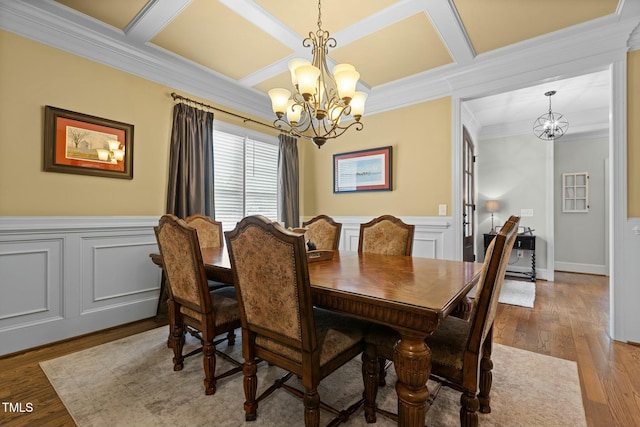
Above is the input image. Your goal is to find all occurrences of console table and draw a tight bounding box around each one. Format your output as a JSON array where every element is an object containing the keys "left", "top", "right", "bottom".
[{"left": 483, "top": 233, "right": 536, "bottom": 281}]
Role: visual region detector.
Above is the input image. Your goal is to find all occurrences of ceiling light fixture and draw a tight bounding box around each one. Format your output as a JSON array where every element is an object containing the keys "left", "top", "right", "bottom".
[
  {"left": 533, "top": 90, "right": 568, "bottom": 140},
  {"left": 267, "top": 0, "right": 366, "bottom": 148}
]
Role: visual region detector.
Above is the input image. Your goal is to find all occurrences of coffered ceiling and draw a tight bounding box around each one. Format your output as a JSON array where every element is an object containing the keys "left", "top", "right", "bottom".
[{"left": 1, "top": 0, "right": 639, "bottom": 133}]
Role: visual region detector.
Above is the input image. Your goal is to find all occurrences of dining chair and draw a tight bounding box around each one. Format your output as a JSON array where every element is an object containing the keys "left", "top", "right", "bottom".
[
  {"left": 358, "top": 214, "right": 414, "bottom": 256},
  {"left": 225, "top": 215, "right": 369, "bottom": 427},
  {"left": 361, "top": 215, "right": 521, "bottom": 427},
  {"left": 358, "top": 214, "right": 415, "bottom": 385},
  {"left": 154, "top": 214, "right": 242, "bottom": 396},
  {"left": 301, "top": 214, "right": 342, "bottom": 250},
  {"left": 185, "top": 214, "right": 231, "bottom": 291}
]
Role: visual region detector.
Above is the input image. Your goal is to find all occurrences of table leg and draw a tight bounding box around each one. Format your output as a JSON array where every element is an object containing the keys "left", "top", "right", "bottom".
[{"left": 393, "top": 332, "right": 431, "bottom": 427}]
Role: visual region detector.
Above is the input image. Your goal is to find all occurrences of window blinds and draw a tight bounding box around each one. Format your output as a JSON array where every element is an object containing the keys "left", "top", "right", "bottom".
[{"left": 213, "top": 128, "right": 278, "bottom": 230}]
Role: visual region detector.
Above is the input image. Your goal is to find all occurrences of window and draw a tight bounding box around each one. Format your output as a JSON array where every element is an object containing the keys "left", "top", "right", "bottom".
[
  {"left": 213, "top": 123, "right": 279, "bottom": 230},
  {"left": 562, "top": 172, "right": 589, "bottom": 213}
]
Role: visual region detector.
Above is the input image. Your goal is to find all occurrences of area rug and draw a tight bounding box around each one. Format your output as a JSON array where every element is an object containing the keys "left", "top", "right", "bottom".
[
  {"left": 40, "top": 327, "right": 585, "bottom": 427},
  {"left": 470, "top": 278, "right": 536, "bottom": 308}
]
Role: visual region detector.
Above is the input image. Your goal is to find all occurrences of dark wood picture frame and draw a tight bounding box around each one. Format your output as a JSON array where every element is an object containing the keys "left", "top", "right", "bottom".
[
  {"left": 44, "top": 106, "right": 134, "bottom": 179},
  {"left": 333, "top": 146, "right": 392, "bottom": 193}
]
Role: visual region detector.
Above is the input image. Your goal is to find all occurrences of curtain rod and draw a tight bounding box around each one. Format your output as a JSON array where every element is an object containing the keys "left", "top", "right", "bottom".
[{"left": 170, "top": 92, "right": 282, "bottom": 133}]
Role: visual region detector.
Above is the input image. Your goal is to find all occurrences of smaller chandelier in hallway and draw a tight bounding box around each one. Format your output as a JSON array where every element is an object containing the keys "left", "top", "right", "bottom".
[{"left": 533, "top": 90, "right": 569, "bottom": 140}]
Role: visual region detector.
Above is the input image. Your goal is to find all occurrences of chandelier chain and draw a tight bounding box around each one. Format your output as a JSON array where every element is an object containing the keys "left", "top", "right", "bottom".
[{"left": 317, "top": 0, "right": 322, "bottom": 32}]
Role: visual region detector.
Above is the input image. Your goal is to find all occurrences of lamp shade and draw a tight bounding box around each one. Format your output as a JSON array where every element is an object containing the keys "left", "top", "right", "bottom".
[
  {"left": 286, "top": 100, "right": 303, "bottom": 124},
  {"left": 288, "top": 58, "right": 310, "bottom": 86},
  {"left": 268, "top": 88, "right": 291, "bottom": 115},
  {"left": 486, "top": 200, "right": 500, "bottom": 213},
  {"left": 333, "top": 63, "right": 359, "bottom": 102},
  {"left": 350, "top": 91, "right": 368, "bottom": 119},
  {"left": 295, "top": 64, "right": 321, "bottom": 97}
]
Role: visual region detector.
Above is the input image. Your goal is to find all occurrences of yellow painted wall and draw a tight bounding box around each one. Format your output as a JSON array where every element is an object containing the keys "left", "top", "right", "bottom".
[
  {"left": 300, "top": 97, "right": 452, "bottom": 217},
  {"left": 0, "top": 30, "right": 273, "bottom": 216},
  {"left": 628, "top": 50, "right": 640, "bottom": 218},
  {"left": 2, "top": 29, "right": 635, "bottom": 220}
]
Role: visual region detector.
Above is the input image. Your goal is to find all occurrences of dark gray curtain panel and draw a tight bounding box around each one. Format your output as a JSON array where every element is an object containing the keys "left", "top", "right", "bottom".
[
  {"left": 277, "top": 134, "right": 299, "bottom": 228},
  {"left": 166, "top": 103, "right": 215, "bottom": 219}
]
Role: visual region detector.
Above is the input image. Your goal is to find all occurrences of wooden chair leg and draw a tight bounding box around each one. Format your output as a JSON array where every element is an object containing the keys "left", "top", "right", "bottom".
[
  {"left": 202, "top": 340, "right": 217, "bottom": 395},
  {"left": 227, "top": 330, "right": 236, "bottom": 346},
  {"left": 166, "top": 296, "right": 175, "bottom": 349},
  {"left": 171, "top": 322, "right": 185, "bottom": 371},
  {"left": 362, "top": 347, "right": 379, "bottom": 423},
  {"left": 303, "top": 387, "right": 321, "bottom": 427},
  {"left": 243, "top": 360, "right": 258, "bottom": 421},
  {"left": 460, "top": 390, "right": 479, "bottom": 427},
  {"left": 377, "top": 357, "right": 387, "bottom": 386},
  {"left": 478, "top": 328, "right": 494, "bottom": 414}
]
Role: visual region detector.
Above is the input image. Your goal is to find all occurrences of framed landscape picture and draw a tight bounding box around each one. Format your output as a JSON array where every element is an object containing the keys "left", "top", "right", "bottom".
[
  {"left": 333, "top": 146, "right": 392, "bottom": 193},
  {"left": 44, "top": 106, "right": 134, "bottom": 179}
]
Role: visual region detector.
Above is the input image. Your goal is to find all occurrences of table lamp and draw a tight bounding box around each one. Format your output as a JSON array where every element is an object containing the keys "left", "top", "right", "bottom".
[{"left": 486, "top": 200, "right": 500, "bottom": 233}]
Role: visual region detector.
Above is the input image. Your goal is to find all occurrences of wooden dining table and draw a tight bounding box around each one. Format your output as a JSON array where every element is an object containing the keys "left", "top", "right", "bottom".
[{"left": 149, "top": 248, "right": 482, "bottom": 427}]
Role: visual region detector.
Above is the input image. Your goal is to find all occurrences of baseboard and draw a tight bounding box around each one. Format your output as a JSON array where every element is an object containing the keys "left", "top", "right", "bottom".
[{"left": 554, "top": 261, "right": 607, "bottom": 276}]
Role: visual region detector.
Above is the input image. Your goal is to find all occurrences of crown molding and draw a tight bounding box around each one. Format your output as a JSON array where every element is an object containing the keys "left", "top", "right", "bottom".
[
  {"left": 554, "top": 128, "right": 609, "bottom": 143},
  {"left": 478, "top": 106, "right": 610, "bottom": 140}
]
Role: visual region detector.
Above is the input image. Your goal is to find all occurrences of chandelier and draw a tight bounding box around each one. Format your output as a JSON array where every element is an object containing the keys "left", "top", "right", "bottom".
[
  {"left": 268, "top": 0, "right": 366, "bottom": 148},
  {"left": 532, "top": 90, "right": 568, "bottom": 140}
]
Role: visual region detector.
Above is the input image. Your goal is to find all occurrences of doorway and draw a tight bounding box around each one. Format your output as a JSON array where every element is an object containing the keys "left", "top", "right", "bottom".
[{"left": 460, "top": 69, "right": 610, "bottom": 279}]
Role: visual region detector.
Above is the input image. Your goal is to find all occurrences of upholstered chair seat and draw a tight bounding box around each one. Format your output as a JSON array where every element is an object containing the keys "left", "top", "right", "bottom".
[
  {"left": 365, "top": 315, "right": 471, "bottom": 382},
  {"left": 255, "top": 308, "right": 365, "bottom": 367},
  {"left": 179, "top": 286, "right": 239, "bottom": 328}
]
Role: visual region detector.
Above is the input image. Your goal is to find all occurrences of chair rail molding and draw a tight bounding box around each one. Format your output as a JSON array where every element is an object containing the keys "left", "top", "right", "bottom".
[{"left": 0, "top": 216, "right": 161, "bottom": 356}]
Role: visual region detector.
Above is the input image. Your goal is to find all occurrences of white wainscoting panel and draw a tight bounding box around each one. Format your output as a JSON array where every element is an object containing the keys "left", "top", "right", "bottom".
[
  {"left": 0, "top": 216, "right": 161, "bottom": 356},
  {"left": 81, "top": 235, "right": 160, "bottom": 314},
  {"left": 0, "top": 239, "right": 63, "bottom": 328}
]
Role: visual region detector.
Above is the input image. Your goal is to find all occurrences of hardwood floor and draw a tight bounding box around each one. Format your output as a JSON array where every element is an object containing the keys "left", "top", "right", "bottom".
[
  {"left": 493, "top": 272, "right": 640, "bottom": 427},
  {"left": 1, "top": 272, "right": 639, "bottom": 426},
  {"left": 0, "top": 317, "right": 167, "bottom": 427}
]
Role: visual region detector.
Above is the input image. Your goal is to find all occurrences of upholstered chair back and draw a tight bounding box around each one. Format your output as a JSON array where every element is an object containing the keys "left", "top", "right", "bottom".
[
  {"left": 358, "top": 215, "right": 414, "bottom": 256},
  {"left": 470, "top": 215, "right": 519, "bottom": 352},
  {"left": 226, "top": 215, "right": 368, "bottom": 426},
  {"left": 225, "top": 215, "right": 314, "bottom": 358},
  {"left": 302, "top": 214, "right": 342, "bottom": 250},
  {"left": 154, "top": 214, "right": 212, "bottom": 319},
  {"left": 185, "top": 214, "right": 223, "bottom": 249}
]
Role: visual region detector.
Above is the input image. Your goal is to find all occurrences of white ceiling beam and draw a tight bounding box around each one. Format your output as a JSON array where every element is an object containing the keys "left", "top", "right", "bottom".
[
  {"left": 125, "top": 0, "right": 191, "bottom": 43},
  {"left": 218, "top": 0, "right": 302, "bottom": 51},
  {"left": 332, "top": 0, "right": 426, "bottom": 45},
  {"left": 423, "top": 0, "right": 475, "bottom": 65}
]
